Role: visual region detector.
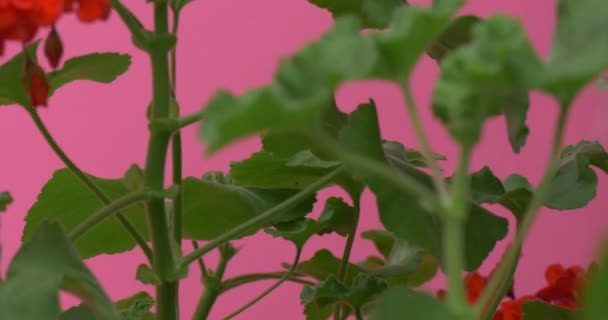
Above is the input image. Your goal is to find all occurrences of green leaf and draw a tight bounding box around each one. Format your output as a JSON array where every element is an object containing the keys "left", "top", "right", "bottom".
[
  {"left": 470, "top": 166, "right": 506, "bottom": 203},
  {"left": 522, "top": 300, "right": 578, "bottom": 320},
  {"left": 115, "top": 292, "right": 155, "bottom": 320},
  {"left": 135, "top": 265, "right": 161, "bottom": 285},
  {"left": 301, "top": 274, "right": 387, "bottom": 309},
  {"left": 503, "top": 91, "right": 531, "bottom": 153},
  {"left": 182, "top": 172, "right": 315, "bottom": 240},
  {"left": 0, "top": 191, "right": 12, "bottom": 212},
  {"left": 369, "top": 286, "right": 449, "bottom": 320},
  {"left": 427, "top": 15, "right": 482, "bottom": 61},
  {"left": 361, "top": 230, "right": 396, "bottom": 259},
  {"left": 0, "top": 42, "right": 39, "bottom": 106},
  {"left": 545, "top": 141, "right": 608, "bottom": 210},
  {"left": 48, "top": 53, "right": 131, "bottom": 95},
  {"left": 339, "top": 102, "right": 508, "bottom": 271},
  {"left": 433, "top": 16, "right": 542, "bottom": 148},
  {"left": 304, "top": 303, "right": 334, "bottom": 320},
  {"left": 581, "top": 245, "right": 608, "bottom": 320},
  {"left": 307, "top": 0, "right": 405, "bottom": 29},
  {"left": 0, "top": 222, "right": 118, "bottom": 320},
  {"left": 23, "top": 168, "right": 148, "bottom": 259},
  {"left": 541, "top": 0, "right": 608, "bottom": 106},
  {"left": 287, "top": 249, "right": 364, "bottom": 286},
  {"left": 383, "top": 142, "right": 447, "bottom": 168},
  {"left": 469, "top": 167, "right": 532, "bottom": 221},
  {"left": 200, "top": 6, "right": 453, "bottom": 152}
]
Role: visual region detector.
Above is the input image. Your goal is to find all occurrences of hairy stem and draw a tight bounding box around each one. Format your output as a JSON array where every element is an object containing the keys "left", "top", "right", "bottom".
[
  {"left": 180, "top": 167, "right": 344, "bottom": 269},
  {"left": 475, "top": 108, "right": 569, "bottom": 318},
  {"left": 27, "top": 109, "right": 153, "bottom": 261},
  {"left": 223, "top": 247, "right": 303, "bottom": 319}
]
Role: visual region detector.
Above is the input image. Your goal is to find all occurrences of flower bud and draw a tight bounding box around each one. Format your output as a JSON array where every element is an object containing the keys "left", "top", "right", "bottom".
[
  {"left": 44, "top": 26, "right": 63, "bottom": 68},
  {"left": 21, "top": 55, "right": 50, "bottom": 107}
]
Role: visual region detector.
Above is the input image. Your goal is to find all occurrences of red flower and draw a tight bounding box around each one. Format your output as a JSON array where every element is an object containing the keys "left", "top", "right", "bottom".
[
  {"left": 493, "top": 295, "right": 536, "bottom": 320},
  {"left": 465, "top": 272, "right": 487, "bottom": 303},
  {"left": 535, "top": 264, "right": 585, "bottom": 308}
]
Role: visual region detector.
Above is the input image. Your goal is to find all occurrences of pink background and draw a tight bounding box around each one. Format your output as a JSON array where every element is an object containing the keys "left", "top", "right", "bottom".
[{"left": 1, "top": 0, "right": 607, "bottom": 319}]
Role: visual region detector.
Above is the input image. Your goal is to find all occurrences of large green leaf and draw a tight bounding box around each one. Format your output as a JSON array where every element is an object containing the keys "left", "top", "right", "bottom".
[
  {"left": 522, "top": 300, "right": 578, "bottom": 320},
  {"left": 23, "top": 168, "right": 148, "bottom": 259},
  {"left": 545, "top": 141, "right": 608, "bottom": 210},
  {"left": 0, "top": 222, "right": 118, "bottom": 320},
  {"left": 369, "top": 286, "right": 449, "bottom": 320},
  {"left": 200, "top": 6, "right": 454, "bottom": 152},
  {"left": 48, "top": 53, "right": 131, "bottom": 95},
  {"left": 307, "top": 0, "right": 406, "bottom": 29},
  {"left": 433, "top": 16, "right": 542, "bottom": 148},
  {"left": 541, "top": 0, "right": 608, "bottom": 106},
  {"left": 0, "top": 42, "right": 39, "bottom": 106},
  {"left": 181, "top": 172, "right": 316, "bottom": 240},
  {"left": 581, "top": 246, "right": 608, "bottom": 320},
  {"left": 339, "top": 103, "right": 508, "bottom": 271}
]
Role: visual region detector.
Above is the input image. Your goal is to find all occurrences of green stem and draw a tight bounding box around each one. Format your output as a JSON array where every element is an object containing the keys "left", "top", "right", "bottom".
[
  {"left": 474, "top": 108, "right": 569, "bottom": 318},
  {"left": 180, "top": 167, "right": 344, "bottom": 269},
  {"left": 444, "top": 147, "right": 472, "bottom": 318},
  {"left": 223, "top": 247, "right": 303, "bottom": 320},
  {"left": 175, "top": 111, "right": 203, "bottom": 130},
  {"left": 334, "top": 198, "right": 361, "bottom": 320},
  {"left": 402, "top": 85, "right": 449, "bottom": 203},
  {"left": 109, "top": 0, "right": 147, "bottom": 44},
  {"left": 145, "top": 2, "right": 179, "bottom": 319},
  {"left": 479, "top": 246, "right": 520, "bottom": 320},
  {"left": 69, "top": 191, "right": 150, "bottom": 240},
  {"left": 308, "top": 132, "right": 441, "bottom": 213},
  {"left": 354, "top": 308, "right": 364, "bottom": 320},
  {"left": 193, "top": 244, "right": 232, "bottom": 320},
  {"left": 192, "top": 241, "right": 210, "bottom": 281},
  {"left": 170, "top": 12, "right": 182, "bottom": 245},
  {"left": 27, "top": 109, "right": 153, "bottom": 261},
  {"left": 221, "top": 272, "right": 314, "bottom": 293}
]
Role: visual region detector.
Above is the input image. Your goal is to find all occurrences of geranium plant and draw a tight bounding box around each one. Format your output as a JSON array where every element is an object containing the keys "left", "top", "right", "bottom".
[{"left": 0, "top": 0, "right": 607, "bottom": 319}]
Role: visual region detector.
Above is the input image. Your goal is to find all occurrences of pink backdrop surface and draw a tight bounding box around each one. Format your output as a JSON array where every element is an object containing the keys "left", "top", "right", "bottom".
[{"left": 1, "top": 0, "right": 607, "bottom": 319}]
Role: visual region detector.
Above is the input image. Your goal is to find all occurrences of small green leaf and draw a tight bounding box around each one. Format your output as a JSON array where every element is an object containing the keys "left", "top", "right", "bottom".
[
  {"left": 470, "top": 166, "right": 506, "bottom": 203},
  {"left": 123, "top": 164, "right": 145, "bottom": 192},
  {"left": 301, "top": 274, "right": 387, "bottom": 309},
  {"left": 59, "top": 305, "right": 96, "bottom": 320},
  {"left": 24, "top": 168, "right": 148, "bottom": 259},
  {"left": 287, "top": 249, "right": 364, "bottom": 286},
  {"left": 541, "top": 0, "right": 608, "bottom": 106},
  {"left": 545, "top": 141, "right": 608, "bottom": 210},
  {"left": 0, "top": 42, "right": 39, "bottom": 106},
  {"left": 182, "top": 173, "right": 315, "bottom": 240},
  {"left": 115, "top": 291, "right": 155, "bottom": 320},
  {"left": 522, "top": 300, "right": 578, "bottom": 320},
  {"left": 427, "top": 15, "right": 482, "bottom": 61},
  {"left": 503, "top": 91, "right": 531, "bottom": 153},
  {"left": 361, "top": 230, "right": 395, "bottom": 259},
  {"left": 304, "top": 303, "right": 334, "bottom": 320},
  {"left": 433, "top": 16, "right": 542, "bottom": 148},
  {"left": 383, "top": 142, "right": 447, "bottom": 168},
  {"left": 48, "top": 53, "right": 131, "bottom": 95},
  {"left": 581, "top": 245, "right": 608, "bottom": 320},
  {"left": 0, "top": 191, "right": 12, "bottom": 212},
  {"left": 135, "top": 265, "right": 161, "bottom": 286},
  {"left": 0, "top": 222, "right": 118, "bottom": 320},
  {"left": 369, "top": 286, "right": 449, "bottom": 320},
  {"left": 307, "top": 0, "right": 405, "bottom": 29}
]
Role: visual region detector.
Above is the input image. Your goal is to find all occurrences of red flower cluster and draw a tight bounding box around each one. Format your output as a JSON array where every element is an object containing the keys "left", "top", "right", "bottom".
[
  {"left": 438, "top": 263, "right": 592, "bottom": 320},
  {"left": 0, "top": 0, "right": 110, "bottom": 53}
]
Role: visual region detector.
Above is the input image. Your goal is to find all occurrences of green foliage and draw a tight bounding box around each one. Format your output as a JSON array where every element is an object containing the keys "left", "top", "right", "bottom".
[
  {"left": 522, "top": 300, "right": 577, "bottom": 320},
  {"left": 546, "top": 141, "right": 608, "bottom": 209},
  {"left": 301, "top": 274, "right": 387, "bottom": 310},
  {"left": 307, "top": 0, "right": 406, "bottom": 29},
  {"left": 427, "top": 15, "right": 481, "bottom": 61},
  {"left": 0, "top": 222, "right": 117, "bottom": 320},
  {"left": 361, "top": 230, "right": 395, "bottom": 259},
  {"left": 135, "top": 264, "right": 161, "bottom": 285},
  {"left": 286, "top": 249, "right": 364, "bottom": 286},
  {"left": 23, "top": 168, "right": 148, "bottom": 259},
  {"left": 383, "top": 141, "right": 447, "bottom": 168},
  {"left": 369, "top": 286, "right": 450, "bottom": 320},
  {"left": 48, "top": 53, "right": 132, "bottom": 95},
  {"left": 433, "top": 16, "right": 541, "bottom": 149},
  {"left": 61, "top": 292, "right": 155, "bottom": 320},
  {"left": 540, "top": 0, "right": 608, "bottom": 106},
  {"left": 581, "top": 246, "right": 608, "bottom": 320},
  {"left": 0, "top": 42, "right": 39, "bottom": 106},
  {"left": 0, "top": 191, "right": 12, "bottom": 212},
  {"left": 181, "top": 172, "right": 316, "bottom": 240}
]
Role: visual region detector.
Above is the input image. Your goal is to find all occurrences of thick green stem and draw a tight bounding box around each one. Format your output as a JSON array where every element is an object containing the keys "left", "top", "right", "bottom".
[
  {"left": 145, "top": 2, "right": 179, "bottom": 319},
  {"left": 474, "top": 108, "right": 569, "bottom": 319},
  {"left": 193, "top": 244, "right": 233, "bottom": 320},
  {"left": 223, "top": 247, "right": 303, "bottom": 319},
  {"left": 69, "top": 191, "right": 149, "bottom": 240},
  {"left": 221, "top": 273, "right": 314, "bottom": 293},
  {"left": 444, "top": 147, "right": 473, "bottom": 319},
  {"left": 27, "top": 109, "right": 153, "bottom": 261},
  {"left": 180, "top": 167, "right": 344, "bottom": 269},
  {"left": 334, "top": 199, "right": 361, "bottom": 320},
  {"left": 170, "top": 12, "right": 182, "bottom": 245},
  {"left": 402, "top": 85, "right": 449, "bottom": 203}
]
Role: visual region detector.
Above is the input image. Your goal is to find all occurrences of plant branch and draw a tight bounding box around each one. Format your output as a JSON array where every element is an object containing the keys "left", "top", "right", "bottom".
[
  {"left": 402, "top": 85, "right": 449, "bottom": 204},
  {"left": 474, "top": 108, "right": 569, "bottom": 319},
  {"left": 334, "top": 198, "right": 361, "bottom": 320},
  {"left": 193, "top": 244, "right": 235, "bottom": 320},
  {"left": 180, "top": 167, "right": 344, "bottom": 269},
  {"left": 26, "top": 108, "right": 153, "bottom": 261},
  {"left": 221, "top": 272, "right": 314, "bottom": 293},
  {"left": 223, "top": 247, "right": 303, "bottom": 319},
  {"left": 192, "top": 240, "right": 210, "bottom": 281},
  {"left": 69, "top": 191, "right": 150, "bottom": 240},
  {"left": 170, "top": 12, "right": 182, "bottom": 245},
  {"left": 109, "top": 0, "right": 147, "bottom": 45}
]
